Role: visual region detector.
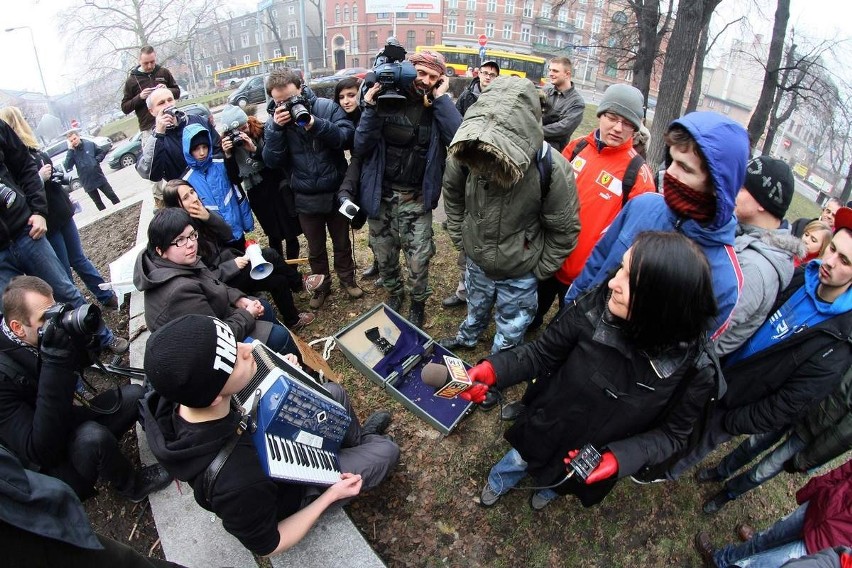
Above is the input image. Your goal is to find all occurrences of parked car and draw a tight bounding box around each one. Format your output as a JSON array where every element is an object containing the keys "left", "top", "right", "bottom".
[
  {"left": 106, "top": 131, "right": 143, "bottom": 170},
  {"left": 312, "top": 67, "right": 369, "bottom": 82},
  {"left": 228, "top": 76, "right": 266, "bottom": 108},
  {"left": 43, "top": 135, "right": 112, "bottom": 159}
]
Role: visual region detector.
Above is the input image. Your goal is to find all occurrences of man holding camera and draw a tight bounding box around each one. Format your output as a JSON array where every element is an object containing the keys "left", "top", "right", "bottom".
[
  {"left": 0, "top": 276, "right": 171, "bottom": 502},
  {"left": 263, "top": 69, "right": 360, "bottom": 309},
  {"left": 353, "top": 49, "right": 462, "bottom": 327},
  {"left": 63, "top": 130, "right": 121, "bottom": 211},
  {"left": 136, "top": 87, "right": 222, "bottom": 187}
]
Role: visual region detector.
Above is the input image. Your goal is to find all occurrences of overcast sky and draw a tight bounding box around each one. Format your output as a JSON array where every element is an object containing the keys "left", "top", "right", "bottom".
[{"left": 1, "top": 0, "right": 848, "bottom": 95}]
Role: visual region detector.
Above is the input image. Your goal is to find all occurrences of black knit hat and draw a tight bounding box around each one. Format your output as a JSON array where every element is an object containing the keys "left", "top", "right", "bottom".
[
  {"left": 743, "top": 156, "right": 794, "bottom": 219},
  {"left": 144, "top": 315, "right": 238, "bottom": 408},
  {"left": 189, "top": 131, "right": 208, "bottom": 152}
]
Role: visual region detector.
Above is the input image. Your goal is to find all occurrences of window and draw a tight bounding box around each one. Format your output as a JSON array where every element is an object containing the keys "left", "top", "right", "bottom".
[
  {"left": 466, "top": 0, "right": 476, "bottom": 10},
  {"left": 406, "top": 30, "right": 416, "bottom": 49},
  {"left": 288, "top": 22, "right": 298, "bottom": 38},
  {"left": 575, "top": 11, "right": 585, "bottom": 28},
  {"left": 205, "top": 64, "right": 212, "bottom": 77},
  {"left": 344, "top": 4, "right": 350, "bottom": 21},
  {"left": 415, "top": 11, "right": 428, "bottom": 17},
  {"left": 591, "top": 14, "right": 601, "bottom": 33},
  {"left": 539, "top": 32, "right": 548, "bottom": 45},
  {"left": 605, "top": 58, "right": 617, "bottom": 77},
  {"left": 243, "top": 54, "right": 251, "bottom": 64},
  {"left": 351, "top": 31, "right": 359, "bottom": 51},
  {"left": 449, "top": 0, "right": 458, "bottom": 7},
  {"left": 523, "top": 1, "right": 532, "bottom": 17},
  {"left": 216, "top": 61, "right": 224, "bottom": 71},
  {"left": 447, "top": 18, "right": 457, "bottom": 33},
  {"left": 353, "top": 57, "right": 360, "bottom": 66},
  {"left": 377, "top": 11, "right": 389, "bottom": 18},
  {"left": 273, "top": 48, "right": 282, "bottom": 57},
  {"left": 288, "top": 5, "right": 295, "bottom": 14},
  {"left": 486, "top": 0, "right": 496, "bottom": 12},
  {"left": 240, "top": 33, "right": 250, "bottom": 48},
  {"left": 612, "top": 10, "right": 628, "bottom": 24},
  {"left": 485, "top": 22, "right": 494, "bottom": 36},
  {"left": 624, "top": 69, "right": 633, "bottom": 82},
  {"left": 556, "top": 34, "right": 564, "bottom": 48},
  {"left": 540, "top": 3, "right": 550, "bottom": 17},
  {"left": 723, "top": 103, "right": 731, "bottom": 114},
  {"left": 352, "top": 3, "right": 358, "bottom": 20},
  {"left": 397, "top": 11, "right": 409, "bottom": 17},
  {"left": 258, "top": 51, "right": 262, "bottom": 62},
  {"left": 369, "top": 31, "right": 378, "bottom": 49},
  {"left": 502, "top": 23, "right": 512, "bottom": 39},
  {"left": 426, "top": 30, "right": 436, "bottom": 45},
  {"left": 505, "top": 0, "right": 515, "bottom": 14},
  {"left": 465, "top": 18, "right": 475, "bottom": 34},
  {"left": 290, "top": 46, "right": 298, "bottom": 57},
  {"left": 707, "top": 98, "right": 716, "bottom": 109},
  {"left": 557, "top": 8, "right": 567, "bottom": 23},
  {"left": 241, "top": 19, "right": 247, "bottom": 27},
  {"left": 521, "top": 26, "right": 531, "bottom": 42}
]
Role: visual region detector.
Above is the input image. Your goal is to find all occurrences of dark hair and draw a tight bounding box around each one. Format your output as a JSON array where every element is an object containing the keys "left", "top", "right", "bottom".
[
  {"left": 148, "top": 208, "right": 192, "bottom": 255},
  {"left": 334, "top": 77, "right": 361, "bottom": 101},
  {"left": 3, "top": 276, "right": 53, "bottom": 324},
  {"left": 140, "top": 45, "right": 155, "bottom": 55},
  {"left": 162, "top": 179, "right": 191, "bottom": 209},
  {"left": 266, "top": 69, "right": 301, "bottom": 96},
  {"left": 664, "top": 124, "right": 709, "bottom": 174},
  {"left": 620, "top": 232, "right": 717, "bottom": 350}
]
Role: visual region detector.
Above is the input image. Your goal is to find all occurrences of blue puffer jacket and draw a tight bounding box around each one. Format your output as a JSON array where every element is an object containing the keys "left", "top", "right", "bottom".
[
  {"left": 353, "top": 93, "right": 462, "bottom": 218},
  {"left": 262, "top": 87, "right": 354, "bottom": 215},
  {"left": 566, "top": 111, "right": 750, "bottom": 338},
  {"left": 182, "top": 124, "right": 253, "bottom": 241}
]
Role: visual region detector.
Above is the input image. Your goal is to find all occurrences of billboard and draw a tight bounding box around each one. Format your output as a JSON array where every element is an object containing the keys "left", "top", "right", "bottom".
[{"left": 364, "top": 0, "right": 441, "bottom": 13}]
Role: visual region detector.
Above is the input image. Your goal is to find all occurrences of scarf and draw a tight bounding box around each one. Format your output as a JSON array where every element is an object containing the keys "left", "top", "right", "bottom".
[{"left": 663, "top": 172, "right": 716, "bottom": 223}]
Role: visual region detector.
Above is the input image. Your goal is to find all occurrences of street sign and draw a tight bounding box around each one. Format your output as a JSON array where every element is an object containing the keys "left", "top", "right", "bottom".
[
  {"left": 478, "top": 34, "right": 487, "bottom": 46},
  {"left": 479, "top": 46, "right": 487, "bottom": 60}
]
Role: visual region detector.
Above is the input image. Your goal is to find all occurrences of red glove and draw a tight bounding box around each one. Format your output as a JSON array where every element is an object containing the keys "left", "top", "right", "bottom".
[
  {"left": 564, "top": 450, "right": 619, "bottom": 485},
  {"left": 458, "top": 361, "right": 496, "bottom": 404}
]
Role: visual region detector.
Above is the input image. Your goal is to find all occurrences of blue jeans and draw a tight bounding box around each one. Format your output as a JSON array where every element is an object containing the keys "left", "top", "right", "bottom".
[
  {"left": 0, "top": 229, "right": 114, "bottom": 347},
  {"left": 714, "top": 503, "right": 809, "bottom": 567},
  {"left": 457, "top": 261, "right": 538, "bottom": 354},
  {"left": 714, "top": 431, "right": 806, "bottom": 500},
  {"left": 487, "top": 448, "right": 559, "bottom": 504},
  {"left": 47, "top": 220, "right": 113, "bottom": 305}
]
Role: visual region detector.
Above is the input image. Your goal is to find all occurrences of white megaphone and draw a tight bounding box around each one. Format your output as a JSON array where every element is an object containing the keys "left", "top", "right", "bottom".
[{"left": 245, "top": 242, "right": 273, "bottom": 280}]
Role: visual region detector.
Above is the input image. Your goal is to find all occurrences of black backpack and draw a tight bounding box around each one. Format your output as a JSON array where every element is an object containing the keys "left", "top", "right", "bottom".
[{"left": 568, "top": 138, "right": 646, "bottom": 206}]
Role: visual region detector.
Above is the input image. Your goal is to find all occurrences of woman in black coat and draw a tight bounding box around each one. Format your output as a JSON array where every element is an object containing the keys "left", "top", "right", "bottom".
[{"left": 463, "top": 231, "right": 719, "bottom": 510}]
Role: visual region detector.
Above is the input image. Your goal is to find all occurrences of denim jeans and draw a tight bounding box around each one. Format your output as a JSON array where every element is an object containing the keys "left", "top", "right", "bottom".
[
  {"left": 487, "top": 448, "right": 559, "bottom": 504},
  {"left": 715, "top": 431, "right": 806, "bottom": 500},
  {"left": 713, "top": 503, "right": 809, "bottom": 567},
  {"left": 47, "top": 220, "right": 113, "bottom": 305},
  {"left": 0, "top": 229, "right": 114, "bottom": 347},
  {"left": 457, "top": 261, "right": 538, "bottom": 354}
]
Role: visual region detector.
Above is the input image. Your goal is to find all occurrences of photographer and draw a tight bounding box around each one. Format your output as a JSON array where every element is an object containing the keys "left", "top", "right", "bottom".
[
  {"left": 353, "top": 47, "right": 462, "bottom": 327},
  {"left": 137, "top": 87, "right": 222, "bottom": 186},
  {"left": 262, "top": 69, "right": 360, "bottom": 310},
  {"left": 0, "top": 276, "right": 171, "bottom": 502}
]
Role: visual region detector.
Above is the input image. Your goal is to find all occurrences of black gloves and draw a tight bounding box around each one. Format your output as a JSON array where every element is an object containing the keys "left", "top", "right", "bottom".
[{"left": 39, "top": 318, "right": 77, "bottom": 367}]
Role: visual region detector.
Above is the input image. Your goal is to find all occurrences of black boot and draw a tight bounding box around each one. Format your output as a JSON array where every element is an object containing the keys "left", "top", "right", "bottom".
[
  {"left": 409, "top": 300, "right": 425, "bottom": 328},
  {"left": 387, "top": 294, "right": 404, "bottom": 313},
  {"left": 361, "top": 260, "right": 379, "bottom": 278}
]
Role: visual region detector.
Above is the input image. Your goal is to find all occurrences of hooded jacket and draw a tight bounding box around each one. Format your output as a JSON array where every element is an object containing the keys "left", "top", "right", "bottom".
[
  {"left": 353, "top": 89, "right": 462, "bottom": 218},
  {"left": 140, "top": 392, "right": 303, "bottom": 556},
  {"left": 182, "top": 123, "right": 253, "bottom": 241},
  {"left": 262, "top": 87, "right": 354, "bottom": 215},
  {"left": 0, "top": 120, "right": 49, "bottom": 248},
  {"left": 715, "top": 223, "right": 805, "bottom": 356},
  {"left": 566, "top": 112, "right": 749, "bottom": 338},
  {"left": 137, "top": 113, "right": 221, "bottom": 182},
  {"left": 120, "top": 64, "right": 180, "bottom": 131},
  {"left": 442, "top": 76, "right": 580, "bottom": 280},
  {"left": 133, "top": 250, "right": 272, "bottom": 343}
]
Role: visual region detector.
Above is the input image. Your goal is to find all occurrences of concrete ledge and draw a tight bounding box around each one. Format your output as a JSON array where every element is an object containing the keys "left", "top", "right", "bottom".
[{"left": 129, "top": 194, "right": 384, "bottom": 567}]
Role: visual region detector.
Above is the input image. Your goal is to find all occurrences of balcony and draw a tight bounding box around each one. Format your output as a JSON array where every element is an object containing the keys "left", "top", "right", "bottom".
[
  {"left": 534, "top": 18, "right": 576, "bottom": 33},
  {"left": 531, "top": 42, "right": 574, "bottom": 57}
]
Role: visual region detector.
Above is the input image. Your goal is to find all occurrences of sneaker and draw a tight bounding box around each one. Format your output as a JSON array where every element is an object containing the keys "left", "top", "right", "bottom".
[
  {"left": 290, "top": 312, "right": 315, "bottom": 331},
  {"left": 309, "top": 287, "right": 331, "bottom": 309},
  {"left": 702, "top": 490, "right": 733, "bottom": 515},
  {"left": 696, "top": 467, "right": 725, "bottom": 484},
  {"left": 362, "top": 411, "right": 391, "bottom": 435},
  {"left": 344, "top": 284, "right": 364, "bottom": 299},
  {"left": 118, "top": 464, "right": 172, "bottom": 503},
  {"left": 106, "top": 335, "right": 129, "bottom": 355},
  {"left": 303, "top": 274, "right": 326, "bottom": 293},
  {"left": 529, "top": 491, "right": 555, "bottom": 511},
  {"left": 479, "top": 483, "right": 502, "bottom": 507},
  {"left": 441, "top": 294, "right": 465, "bottom": 308}
]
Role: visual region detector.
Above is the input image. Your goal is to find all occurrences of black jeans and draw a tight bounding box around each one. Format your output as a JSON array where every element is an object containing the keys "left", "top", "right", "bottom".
[
  {"left": 530, "top": 276, "right": 569, "bottom": 330},
  {"left": 226, "top": 247, "right": 302, "bottom": 325},
  {"left": 85, "top": 181, "right": 120, "bottom": 211}
]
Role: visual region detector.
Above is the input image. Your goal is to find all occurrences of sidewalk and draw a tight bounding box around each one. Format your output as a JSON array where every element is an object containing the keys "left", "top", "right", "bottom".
[{"left": 126, "top": 195, "right": 385, "bottom": 567}]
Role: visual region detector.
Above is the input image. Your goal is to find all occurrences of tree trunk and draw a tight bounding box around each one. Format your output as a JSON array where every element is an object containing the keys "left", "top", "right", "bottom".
[
  {"left": 646, "top": 0, "right": 721, "bottom": 169},
  {"left": 685, "top": 25, "right": 710, "bottom": 113},
  {"left": 630, "top": 0, "right": 660, "bottom": 103},
  {"left": 841, "top": 161, "right": 852, "bottom": 205},
  {"left": 746, "top": 0, "right": 791, "bottom": 150}
]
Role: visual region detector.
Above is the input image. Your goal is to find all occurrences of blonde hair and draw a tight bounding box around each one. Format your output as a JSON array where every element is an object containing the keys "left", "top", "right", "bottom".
[
  {"left": 802, "top": 220, "right": 832, "bottom": 256},
  {"left": 0, "top": 106, "right": 39, "bottom": 149}
]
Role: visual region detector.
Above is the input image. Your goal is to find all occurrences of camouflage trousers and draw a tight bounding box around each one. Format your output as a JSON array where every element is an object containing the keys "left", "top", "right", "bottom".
[
  {"left": 455, "top": 260, "right": 538, "bottom": 354},
  {"left": 368, "top": 192, "right": 435, "bottom": 303}
]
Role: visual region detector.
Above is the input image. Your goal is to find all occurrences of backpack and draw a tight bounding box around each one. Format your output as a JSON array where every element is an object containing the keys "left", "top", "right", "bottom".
[{"left": 568, "top": 138, "right": 645, "bottom": 206}]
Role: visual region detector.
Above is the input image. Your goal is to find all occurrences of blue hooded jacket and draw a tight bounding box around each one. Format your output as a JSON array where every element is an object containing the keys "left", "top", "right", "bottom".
[
  {"left": 182, "top": 123, "right": 253, "bottom": 241},
  {"left": 566, "top": 111, "right": 750, "bottom": 337}
]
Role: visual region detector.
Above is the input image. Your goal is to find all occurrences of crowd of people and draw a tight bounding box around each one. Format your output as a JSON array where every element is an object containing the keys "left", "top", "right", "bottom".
[{"left": 0, "top": 41, "right": 850, "bottom": 567}]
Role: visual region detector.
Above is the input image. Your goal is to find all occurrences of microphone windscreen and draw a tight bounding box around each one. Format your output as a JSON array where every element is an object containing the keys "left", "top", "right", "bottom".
[{"left": 421, "top": 362, "right": 449, "bottom": 389}]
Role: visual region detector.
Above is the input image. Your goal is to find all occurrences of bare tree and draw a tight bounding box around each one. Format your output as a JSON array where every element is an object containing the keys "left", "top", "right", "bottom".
[
  {"left": 685, "top": 16, "right": 746, "bottom": 113},
  {"left": 627, "top": 0, "right": 674, "bottom": 103}
]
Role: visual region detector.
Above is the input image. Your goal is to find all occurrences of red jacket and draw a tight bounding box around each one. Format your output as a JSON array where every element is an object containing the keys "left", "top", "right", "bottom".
[
  {"left": 554, "top": 131, "right": 656, "bottom": 284},
  {"left": 797, "top": 458, "right": 852, "bottom": 553}
]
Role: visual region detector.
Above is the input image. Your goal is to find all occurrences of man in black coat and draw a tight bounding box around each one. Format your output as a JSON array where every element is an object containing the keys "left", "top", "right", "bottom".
[{"left": 63, "top": 131, "right": 120, "bottom": 211}]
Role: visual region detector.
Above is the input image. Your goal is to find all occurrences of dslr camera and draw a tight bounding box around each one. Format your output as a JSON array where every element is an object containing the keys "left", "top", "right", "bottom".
[
  {"left": 224, "top": 129, "right": 244, "bottom": 148},
  {"left": 267, "top": 94, "right": 312, "bottom": 128},
  {"left": 39, "top": 302, "right": 103, "bottom": 367},
  {"left": 363, "top": 38, "right": 417, "bottom": 117},
  {"left": 0, "top": 183, "right": 18, "bottom": 209},
  {"left": 162, "top": 106, "right": 186, "bottom": 126}
]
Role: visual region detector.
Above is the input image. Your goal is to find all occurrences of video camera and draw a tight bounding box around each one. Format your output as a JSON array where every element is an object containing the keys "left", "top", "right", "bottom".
[
  {"left": 363, "top": 38, "right": 417, "bottom": 117},
  {"left": 266, "top": 93, "right": 312, "bottom": 128}
]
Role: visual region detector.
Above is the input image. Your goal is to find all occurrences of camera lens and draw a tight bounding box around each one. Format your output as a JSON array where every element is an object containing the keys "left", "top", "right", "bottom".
[
  {"left": 290, "top": 104, "right": 311, "bottom": 127},
  {"left": 0, "top": 184, "right": 17, "bottom": 209},
  {"left": 61, "top": 304, "right": 102, "bottom": 336}
]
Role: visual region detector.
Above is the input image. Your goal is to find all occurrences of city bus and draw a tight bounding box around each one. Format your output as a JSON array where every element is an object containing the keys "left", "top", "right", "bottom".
[
  {"left": 415, "top": 45, "right": 546, "bottom": 84},
  {"left": 213, "top": 55, "right": 297, "bottom": 86}
]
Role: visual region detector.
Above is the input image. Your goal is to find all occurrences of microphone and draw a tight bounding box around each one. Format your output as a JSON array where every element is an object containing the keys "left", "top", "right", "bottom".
[{"left": 420, "top": 357, "right": 472, "bottom": 399}]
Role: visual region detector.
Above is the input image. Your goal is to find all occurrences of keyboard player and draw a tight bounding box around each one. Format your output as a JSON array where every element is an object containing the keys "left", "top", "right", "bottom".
[{"left": 140, "top": 315, "right": 400, "bottom": 557}]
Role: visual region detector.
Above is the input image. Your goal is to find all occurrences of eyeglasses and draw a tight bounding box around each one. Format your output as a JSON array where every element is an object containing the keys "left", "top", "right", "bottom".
[
  {"left": 601, "top": 112, "right": 637, "bottom": 133},
  {"left": 479, "top": 71, "right": 498, "bottom": 78},
  {"left": 170, "top": 230, "right": 199, "bottom": 248}
]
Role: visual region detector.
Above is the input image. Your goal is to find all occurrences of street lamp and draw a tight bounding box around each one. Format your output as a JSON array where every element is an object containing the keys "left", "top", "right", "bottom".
[{"left": 5, "top": 25, "right": 49, "bottom": 98}]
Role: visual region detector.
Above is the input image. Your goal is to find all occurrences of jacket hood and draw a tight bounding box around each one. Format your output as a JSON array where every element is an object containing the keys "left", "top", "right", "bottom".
[
  {"left": 133, "top": 249, "right": 203, "bottom": 291},
  {"left": 448, "top": 76, "right": 543, "bottom": 187},
  {"left": 736, "top": 224, "right": 805, "bottom": 283},
  {"left": 182, "top": 123, "right": 213, "bottom": 169},
  {"left": 130, "top": 64, "right": 162, "bottom": 77},
  {"left": 141, "top": 392, "right": 238, "bottom": 481},
  {"left": 805, "top": 260, "right": 852, "bottom": 315},
  {"left": 669, "top": 112, "right": 750, "bottom": 230}
]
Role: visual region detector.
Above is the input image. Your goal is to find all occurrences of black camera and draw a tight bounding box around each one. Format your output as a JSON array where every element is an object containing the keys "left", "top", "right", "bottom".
[
  {"left": 267, "top": 95, "right": 312, "bottom": 127},
  {"left": 42, "top": 302, "right": 102, "bottom": 339},
  {"left": 224, "top": 129, "right": 244, "bottom": 148},
  {"left": 0, "top": 183, "right": 17, "bottom": 209},
  {"left": 162, "top": 106, "right": 186, "bottom": 125},
  {"left": 363, "top": 38, "right": 417, "bottom": 117}
]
